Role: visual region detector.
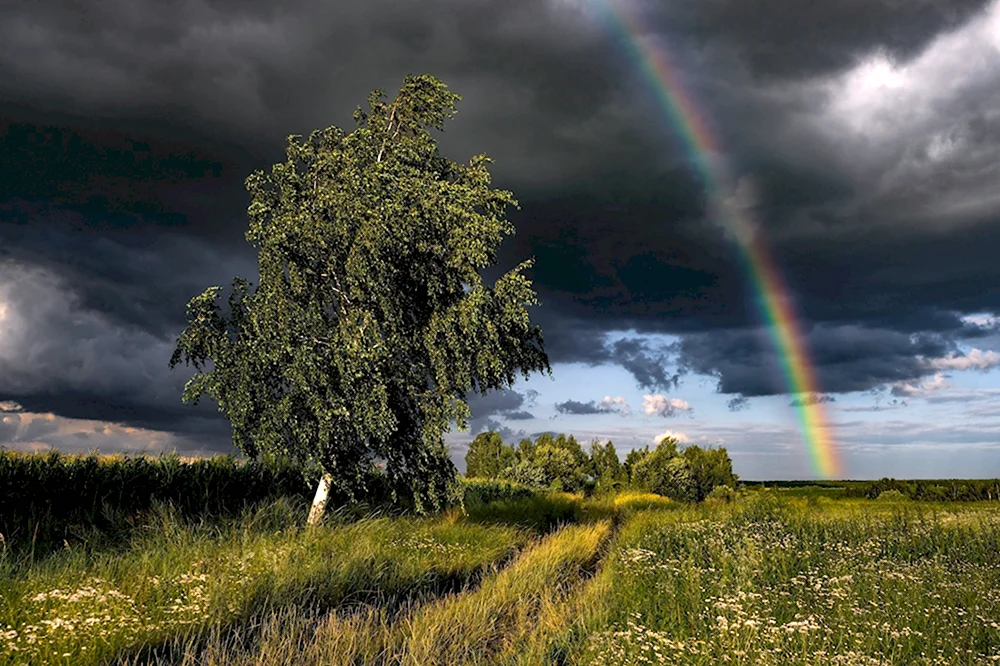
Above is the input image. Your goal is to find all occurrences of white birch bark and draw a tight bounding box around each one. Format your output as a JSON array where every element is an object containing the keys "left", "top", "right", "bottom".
[{"left": 307, "top": 472, "right": 334, "bottom": 526}]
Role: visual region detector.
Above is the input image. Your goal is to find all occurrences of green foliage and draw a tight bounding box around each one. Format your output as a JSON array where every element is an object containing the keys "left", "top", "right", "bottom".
[
  {"left": 623, "top": 445, "right": 649, "bottom": 485},
  {"left": 0, "top": 451, "right": 325, "bottom": 558},
  {"left": 531, "top": 444, "right": 585, "bottom": 492},
  {"left": 683, "top": 445, "right": 739, "bottom": 502},
  {"left": 458, "top": 477, "right": 536, "bottom": 507},
  {"left": 502, "top": 457, "right": 550, "bottom": 489},
  {"left": 630, "top": 439, "right": 738, "bottom": 503},
  {"left": 0, "top": 501, "right": 523, "bottom": 666},
  {"left": 629, "top": 438, "right": 678, "bottom": 497},
  {"left": 501, "top": 432, "right": 591, "bottom": 492},
  {"left": 590, "top": 440, "right": 626, "bottom": 493},
  {"left": 705, "top": 484, "right": 739, "bottom": 503},
  {"left": 845, "top": 477, "right": 1000, "bottom": 502},
  {"left": 464, "top": 431, "right": 516, "bottom": 480},
  {"left": 168, "top": 74, "right": 550, "bottom": 513},
  {"left": 876, "top": 489, "right": 908, "bottom": 502}
]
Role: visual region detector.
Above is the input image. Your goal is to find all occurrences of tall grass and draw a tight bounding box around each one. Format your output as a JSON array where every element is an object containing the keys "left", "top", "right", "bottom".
[
  {"left": 0, "top": 499, "right": 525, "bottom": 666},
  {"left": 137, "top": 493, "right": 676, "bottom": 666},
  {"left": 575, "top": 494, "right": 1000, "bottom": 665},
  {"left": 6, "top": 483, "right": 997, "bottom": 665},
  {"left": 397, "top": 520, "right": 610, "bottom": 665},
  {"left": 0, "top": 451, "right": 319, "bottom": 558},
  {"left": 147, "top": 521, "right": 612, "bottom": 666},
  {"left": 0, "top": 451, "right": 564, "bottom": 562}
]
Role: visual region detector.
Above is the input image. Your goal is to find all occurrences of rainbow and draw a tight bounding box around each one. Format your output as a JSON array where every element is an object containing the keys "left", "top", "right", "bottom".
[{"left": 591, "top": 0, "right": 842, "bottom": 478}]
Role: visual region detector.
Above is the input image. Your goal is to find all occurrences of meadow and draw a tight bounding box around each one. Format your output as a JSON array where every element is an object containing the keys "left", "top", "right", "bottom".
[{"left": 1, "top": 456, "right": 999, "bottom": 665}]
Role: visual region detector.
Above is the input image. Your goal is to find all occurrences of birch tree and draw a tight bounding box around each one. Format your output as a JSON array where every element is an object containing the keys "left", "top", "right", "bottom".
[{"left": 169, "top": 74, "right": 551, "bottom": 523}]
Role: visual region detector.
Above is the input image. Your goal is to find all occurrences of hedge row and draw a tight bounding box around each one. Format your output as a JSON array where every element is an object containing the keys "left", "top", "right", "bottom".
[
  {"left": 0, "top": 451, "right": 544, "bottom": 556},
  {"left": 0, "top": 450, "right": 318, "bottom": 554}
]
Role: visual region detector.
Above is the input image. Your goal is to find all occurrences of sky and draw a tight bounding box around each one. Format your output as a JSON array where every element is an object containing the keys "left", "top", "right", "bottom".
[{"left": 1, "top": 0, "right": 1000, "bottom": 480}]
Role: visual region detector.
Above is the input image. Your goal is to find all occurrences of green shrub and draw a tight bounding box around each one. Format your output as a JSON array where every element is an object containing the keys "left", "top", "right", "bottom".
[
  {"left": 705, "top": 484, "right": 738, "bottom": 503},
  {"left": 876, "top": 489, "right": 908, "bottom": 502}
]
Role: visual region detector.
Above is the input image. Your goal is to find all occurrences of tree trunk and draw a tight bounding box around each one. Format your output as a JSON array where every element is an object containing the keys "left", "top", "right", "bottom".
[{"left": 307, "top": 472, "right": 334, "bottom": 526}]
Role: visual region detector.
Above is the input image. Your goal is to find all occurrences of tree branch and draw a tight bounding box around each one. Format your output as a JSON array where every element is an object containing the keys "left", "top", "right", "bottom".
[{"left": 376, "top": 99, "right": 399, "bottom": 164}]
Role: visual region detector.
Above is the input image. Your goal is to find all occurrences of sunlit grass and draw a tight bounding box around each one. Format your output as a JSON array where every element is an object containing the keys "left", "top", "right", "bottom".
[
  {"left": 0, "top": 499, "right": 525, "bottom": 666},
  {"left": 575, "top": 494, "right": 1000, "bottom": 665},
  {"left": 4, "top": 488, "right": 999, "bottom": 665},
  {"left": 148, "top": 520, "right": 611, "bottom": 666}
]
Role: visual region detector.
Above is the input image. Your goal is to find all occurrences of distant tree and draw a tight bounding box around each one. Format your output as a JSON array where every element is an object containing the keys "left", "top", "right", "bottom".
[
  {"left": 683, "top": 445, "right": 739, "bottom": 502},
  {"left": 531, "top": 432, "right": 556, "bottom": 454},
  {"left": 465, "top": 431, "right": 516, "bottom": 479},
  {"left": 503, "top": 458, "right": 548, "bottom": 488},
  {"left": 169, "top": 74, "right": 550, "bottom": 523},
  {"left": 555, "top": 433, "right": 588, "bottom": 470},
  {"left": 624, "top": 445, "right": 650, "bottom": 486},
  {"left": 504, "top": 432, "right": 589, "bottom": 491},
  {"left": 630, "top": 438, "right": 680, "bottom": 496},
  {"left": 530, "top": 443, "right": 581, "bottom": 491},
  {"left": 590, "top": 440, "right": 625, "bottom": 492},
  {"left": 515, "top": 437, "right": 536, "bottom": 462},
  {"left": 631, "top": 439, "right": 738, "bottom": 502}
]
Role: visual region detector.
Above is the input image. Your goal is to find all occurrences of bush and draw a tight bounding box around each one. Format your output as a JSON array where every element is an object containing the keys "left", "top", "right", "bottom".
[
  {"left": 706, "top": 485, "right": 739, "bottom": 503},
  {"left": 631, "top": 441, "right": 738, "bottom": 503},
  {"left": 876, "top": 489, "right": 908, "bottom": 502}
]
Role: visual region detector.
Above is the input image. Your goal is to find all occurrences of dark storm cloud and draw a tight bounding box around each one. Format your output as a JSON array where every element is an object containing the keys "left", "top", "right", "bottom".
[
  {"left": 1, "top": 0, "right": 999, "bottom": 450},
  {"left": 0, "top": 206, "right": 257, "bottom": 336},
  {"left": 789, "top": 394, "right": 836, "bottom": 408},
  {"left": 537, "top": 311, "right": 683, "bottom": 392},
  {"left": 0, "top": 259, "right": 229, "bottom": 435},
  {"left": 555, "top": 400, "right": 607, "bottom": 415},
  {"left": 641, "top": 0, "right": 991, "bottom": 82},
  {"left": 727, "top": 396, "right": 750, "bottom": 412},
  {"left": 0, "top": 0, "right": 633, "bottom": 189},
  {"left": 465, "top": 389, "right": 538, "bottom": 435},
  {"left": 554, "top": 396, "right": 630, "bottom": 416},
  {"left": 609, "top": 338, "right": 681, "bottom": 392},
  {"left": 678, "top": 325, "right": 956, "bottom": 397}
]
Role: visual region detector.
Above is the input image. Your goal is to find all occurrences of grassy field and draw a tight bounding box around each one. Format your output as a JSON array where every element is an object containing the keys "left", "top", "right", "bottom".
[{"left": 2, "top": 488, "right": 999, "bottom": 665}]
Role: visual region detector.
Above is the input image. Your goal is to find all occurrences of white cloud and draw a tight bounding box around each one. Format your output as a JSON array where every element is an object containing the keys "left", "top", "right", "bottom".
[
  {"left": 961, "top": 313, "right": 999, "bottom": 329},
  {"left": 824, "top": 1, "right": 1000, "bottom": 141},
  {"left": 642, "top": 394, "right": 692, "bottom": 417},
  {"left": 599, "top": 395, "right": 631, "bottom": 416},
  {"left": 808, "top": 0, "right": 1000, "bottom": 232},
  {"left": 0, "top": 401, "right": 23, "bottom": 412},
  {"left": 928, "top": 348, "right": 1000, "bottom": 372},
  {"left": 891, "top": 372, "right": 949, "bottom": 398},
  {"left": 654, "top": 430, "right": 691, "bottom": 445},
  {"left": 0, "top": 409, "right": 224, "bottom": 456}
]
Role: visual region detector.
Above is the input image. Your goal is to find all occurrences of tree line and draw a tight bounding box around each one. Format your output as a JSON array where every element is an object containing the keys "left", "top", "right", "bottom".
[
  {"left": 465, "top": 431, "right": 738, "bottom": 502},
  {"left": 845, "top": 477, "right": 1000, "bottom": 502}
]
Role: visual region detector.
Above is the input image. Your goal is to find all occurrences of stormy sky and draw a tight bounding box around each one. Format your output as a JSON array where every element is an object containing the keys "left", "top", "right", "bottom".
[{"left": 2, "top": 0, "right": 1000, "bottom": 479}]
